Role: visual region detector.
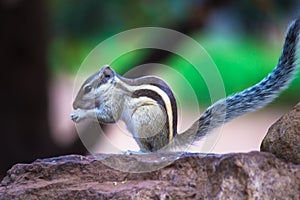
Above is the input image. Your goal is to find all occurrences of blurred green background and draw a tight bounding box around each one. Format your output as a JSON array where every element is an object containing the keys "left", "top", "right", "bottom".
[
  {"left": 49, "top": 0, "right": 300, "bottom": 105},
  {"left": 1, "top": 0, "right": 300, "bottom": 179}
]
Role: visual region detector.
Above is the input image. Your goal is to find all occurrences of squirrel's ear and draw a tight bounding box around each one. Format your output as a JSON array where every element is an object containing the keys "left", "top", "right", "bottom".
[
  {"left": 100, "top": 65, "right": 115, "bottom": 78},
  {"left": 100, "top": 64, "right": 110, "bottom": 71}
]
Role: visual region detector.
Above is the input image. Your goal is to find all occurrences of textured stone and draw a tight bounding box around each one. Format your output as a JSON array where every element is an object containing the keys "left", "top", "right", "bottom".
[
  {"left": 261, "top": 102, "right": 300, "bottom": 164},
  {"left": 0, "top": 152, "right": 299, "bottom": 199}
]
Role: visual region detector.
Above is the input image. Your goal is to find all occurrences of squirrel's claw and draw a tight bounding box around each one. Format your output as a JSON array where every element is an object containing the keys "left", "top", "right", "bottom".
[{"left": 70, "top": 109, "right": 83, "bottom": 123}]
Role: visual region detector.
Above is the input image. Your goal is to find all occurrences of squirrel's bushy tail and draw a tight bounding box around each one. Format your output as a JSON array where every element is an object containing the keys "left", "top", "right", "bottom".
[{"left": 172, "top": 17, "right": 300, "bottom": 150}]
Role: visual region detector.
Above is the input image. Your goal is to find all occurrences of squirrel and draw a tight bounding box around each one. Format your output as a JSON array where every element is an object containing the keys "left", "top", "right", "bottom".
[{"left": 71, "top": 17, "right": 300, "bottom": 153}]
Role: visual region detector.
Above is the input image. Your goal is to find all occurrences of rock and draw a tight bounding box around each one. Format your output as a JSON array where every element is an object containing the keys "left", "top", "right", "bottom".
[
  {"left": 261, "top": 102, "right": 300, "bottom": 164},
  {"left": 0, "top": 152, "right": 299, "bottom": 199}
]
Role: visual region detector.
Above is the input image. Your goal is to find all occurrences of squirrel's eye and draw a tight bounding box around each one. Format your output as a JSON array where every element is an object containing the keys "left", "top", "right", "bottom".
[{"left": 84, "top": 85, "right": 92, "bottom": 93}]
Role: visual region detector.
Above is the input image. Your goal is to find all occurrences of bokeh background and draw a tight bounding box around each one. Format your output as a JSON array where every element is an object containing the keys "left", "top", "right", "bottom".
[{"left": 1, "top": 0, "right": 300, "bottom": 179}]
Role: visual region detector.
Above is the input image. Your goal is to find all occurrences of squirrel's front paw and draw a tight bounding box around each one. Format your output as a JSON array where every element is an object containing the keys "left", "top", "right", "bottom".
[{"left": 70, "top": 109, "right": 85, "bottom": 123}]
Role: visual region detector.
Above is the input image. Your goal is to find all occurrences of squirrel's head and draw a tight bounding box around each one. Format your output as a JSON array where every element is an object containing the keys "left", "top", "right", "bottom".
[{"left": 73, "top": 65, "right": 117, "bottom": 110}]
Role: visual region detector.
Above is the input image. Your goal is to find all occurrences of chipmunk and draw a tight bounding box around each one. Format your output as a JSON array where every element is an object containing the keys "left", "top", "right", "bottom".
[{"left": 71, "top": 17, "right": 300, "bottom": 152}]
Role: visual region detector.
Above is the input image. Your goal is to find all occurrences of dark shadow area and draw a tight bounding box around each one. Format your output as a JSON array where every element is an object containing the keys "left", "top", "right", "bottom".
[{"left": 0, "top": 0, "right": 86, "bottom": 180}]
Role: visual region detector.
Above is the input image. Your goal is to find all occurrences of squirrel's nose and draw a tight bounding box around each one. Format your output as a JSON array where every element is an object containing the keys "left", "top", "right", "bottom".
[{"left": 73, "top": 101, "right": 78, "bottom": 110}]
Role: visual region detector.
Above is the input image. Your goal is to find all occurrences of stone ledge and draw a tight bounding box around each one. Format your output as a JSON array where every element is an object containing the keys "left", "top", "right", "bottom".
[
  {"left": 261, "top": 102, "right": 300, "bottom": 164},
  {"left": 0, "top": 151, "right": 299, "bottom": 199}
]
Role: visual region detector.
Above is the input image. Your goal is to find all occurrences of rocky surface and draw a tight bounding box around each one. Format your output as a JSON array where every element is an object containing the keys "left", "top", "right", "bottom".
[
  {"left": 261, "top": 102, "right": 300, "bottom": 164},
  {"left": 0, "top": 151, "right": 299, "bottom": 200}
]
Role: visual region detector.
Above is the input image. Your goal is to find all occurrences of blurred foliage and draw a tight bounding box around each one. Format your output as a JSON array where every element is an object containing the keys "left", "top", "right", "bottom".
[
  {"left": 48, "top": 0, "right": 188, "bottom": 73},
  {"left": 48, "top": 0, "right": 300, "bottom": 105}
]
